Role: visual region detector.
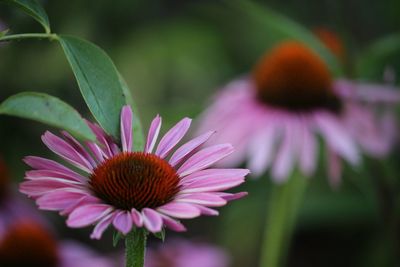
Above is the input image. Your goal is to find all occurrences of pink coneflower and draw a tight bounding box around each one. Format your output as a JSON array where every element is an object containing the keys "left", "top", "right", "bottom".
[
  {"left": 0, "top": 221, "right": 113, "bottom": 267},
  {"left": 145, "top": 239, "right": 229, "bottom": 267},
  {"left": 20, "top": 105, "right": 248, "bottom": 239},
  {"left": 197, "top": 41, "right": 400, "bottom": 186}
]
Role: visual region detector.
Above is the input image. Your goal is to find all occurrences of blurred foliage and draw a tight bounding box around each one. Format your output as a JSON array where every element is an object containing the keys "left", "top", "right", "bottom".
[{"left": 0, "top": 0, "right": 399, "bottom": 266}]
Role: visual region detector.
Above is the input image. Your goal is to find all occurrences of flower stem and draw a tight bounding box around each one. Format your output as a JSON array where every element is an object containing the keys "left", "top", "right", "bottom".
[
  {"left": 0, "top": 33, "right": 58, "bottom": 42},
  {"left": 125, "top": 229, "right": 147, "bottom": 267},
  {"left": 259, "top": 171, "right": 308, "bottom": 267}
]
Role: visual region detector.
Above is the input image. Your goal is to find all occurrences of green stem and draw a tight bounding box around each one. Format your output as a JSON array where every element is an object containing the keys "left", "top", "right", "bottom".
[
  {"left": 0, "top": 33, "right": 58, "bottom": 42},
  {"left": 125, "top": 229, "right": 147, "bottom": 267},
  {"left": 259, "top": 172, "right": 308, "bottom": 267}
]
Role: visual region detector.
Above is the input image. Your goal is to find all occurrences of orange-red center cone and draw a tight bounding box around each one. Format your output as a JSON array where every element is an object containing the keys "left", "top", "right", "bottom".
[
  {"left": 253, "top": 41, "right": 340, "bottom": 112},
  {"left": 90, "top": 152, "right": 180, "bottom": 211}
]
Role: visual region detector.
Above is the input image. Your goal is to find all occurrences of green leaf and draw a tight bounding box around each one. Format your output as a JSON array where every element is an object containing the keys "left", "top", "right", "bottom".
[
  {"left": 230, "top": 0, "right": 343, "bottom": 76},
  {"left": 113, "top": 231, "right": 124, "bottom": 247},
  {"left": 118, "top": 73, "right": 145, "bottom": 151},
  {"left": 153, "top": 228, "right": 166, "bottom": 242},
  {"left": 58, "top": 35, "right": 127, "bottom": 140},
  {"left": 356, "top": 33, "right": 400, "bottom": 80},
  {"left": 0, "top": 92, "right": 95, "bottom": 141},
  {"left": 2, "top": 0, "right": 50, "bottom": 33}
]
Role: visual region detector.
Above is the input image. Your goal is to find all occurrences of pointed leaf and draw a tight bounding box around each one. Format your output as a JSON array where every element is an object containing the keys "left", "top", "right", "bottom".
[
  {"left": 113, "top": 230, "right": 124, "bottom": 247},
  {"left": 0, "top": 92, "right": 95, "bottom": 141},
  {"left": 2, "top": 0, "right": 50, "bottom": 33},
  {"left": 153, "top": 228, "right": 166, "bottom": 242},
  {"left": 58, "top": 35, "right": 127, "bottom": 140},
  {"left": 229, "top": 0, "right": 343, "bottom": 76}
]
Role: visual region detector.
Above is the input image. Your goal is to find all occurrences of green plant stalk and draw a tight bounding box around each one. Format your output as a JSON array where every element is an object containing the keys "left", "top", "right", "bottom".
[
  {"left": 0, "top": 33, "right": 58, "bottom": 42},
  {"left": 259, "top": 171, "right": 308, "bottom": 267},
  {"left": 125, "top": 229, "right": 147, "bottom": 267}
]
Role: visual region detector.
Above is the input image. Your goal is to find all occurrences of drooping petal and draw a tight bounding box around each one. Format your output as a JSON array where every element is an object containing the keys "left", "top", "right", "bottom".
[
  {"left": 180, "top": 175, "right": 246, "bottom": 193},
  {"left": 314, "top": 111, "right": 360, "bottom": 165},
  {"left": 175, "top": 193, "right": 227, "bottom": 207},
  {"left": 120, "top": 105, "right": 133, "bottom": 152},
  {"left": 113, "top": 210, "right": 133, "bottom": 234},
  {"left": 180, "top": 168, "right": 249, "bottom": 185},
  {"left": 169, "top": 131, "right": 214, "bottom": 167},
  {"left": 62, "top": 131, "right": 97, "bottom": 167},
  {"left": 142, "top": 208, "right": 163, "bottom": 233},
  {"left": 177, "top": 144, "right": 234, "bottom": 177},
  {"left": 42, "top": 131, "right": 93, "bottom": 172},
  {"left": 271, "top": 117, "right": 300, "bottom": 182},
  {"left": 248, "top": 120, "right": 279, "bottom": 176},
  {"left": 215, "top": 192, "right": 248, "bottom": 201},
  {"left": 131, "top": 208, "right": 144, "bottom": 227},
  {"left": 67, "top": 204, "right": 113, "bottom": 227},
  {"left": 20, "top": 178, "right": 83, "bottom": 198},
  {"left": 23, "top": 156, "right": 86, "bottom": 182},
  {"left": 155, "top": 118, "right": 192, "bottom": 158},
  {"left": 37, "top": 190, "right": 88, "bottom": 211},
  {"left": 160, "top": 215, "right": 186, "bottom": 232},
  {"left": 145, "top": 115, "right": 162, "bottom": 153},
  {"left": 298, "top": 118, "right": 317, "bottom": 176},
  {"left": 157, "top": 203, "right": 201, "bottom": 219},
  {"left": 91, "top": 213, "right": 115, "bottom": 240}
]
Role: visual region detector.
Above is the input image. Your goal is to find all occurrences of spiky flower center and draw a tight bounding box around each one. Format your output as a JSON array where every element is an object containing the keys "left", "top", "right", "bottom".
[
  {"left": 0, "top": 223, "right": 59, "bottom": 267},
  {"left": 90, "top": 152, "right": 180, "bottom": 211},
  {"left": 253, "top": 41, "right": 340, "bottom": 112}
]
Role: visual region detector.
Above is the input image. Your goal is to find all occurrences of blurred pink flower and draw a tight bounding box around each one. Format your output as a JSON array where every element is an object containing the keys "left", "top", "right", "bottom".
[
  {"left": 0, "top": 221, "right": 113, "bottom": 267},
  {"left": 145, "top": 239, "right": 230, "bottom": 267},
  {"left": 197, "top": 41, "right": 400, "bottom": 186},
  {"left": 20, "top": 105, "right": 248, "bottom": 239}
]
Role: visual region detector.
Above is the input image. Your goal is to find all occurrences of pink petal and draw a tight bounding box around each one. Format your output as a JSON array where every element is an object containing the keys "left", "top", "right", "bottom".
[
  {"left": 314, "top": 112, "right": 359, "bottom": 164},
  {"left": 62, "top": 131, "right": 96, "bottom": 167},
  {"left": 160, "top": 215, "right": 186, "bottom": 232},
  {"left": 120, "top": 105, "right": 133, "bottom": 152},
  {"left": 175, "top": 193, "right": 227, "bottom": 207},
  {"left": 145, "top": 115, "right": 162, "bottom": 153},
  {"left": 113, "top": 210, "right": 133, "bottom": 234},
  {"left": 155, "top": 118, "right": 192, "bottom": 158},
  {"left": 60, "top": 195, "right": 101, "bottom": 216},
  {"left": 24, "top": 156, "right": 85, "bottom": 182},
  {"left": 180, "top": 168, "right": 249, "bottom": 185},
  {"left": 42, "top": 131, "right": 93, "bottom": 172},
  {"left": 192, "top": 205, "right": 219, "bottom": 216},
  {"left": 37, "top": 190, "right": 88, "bottom": 211},
  {"left": 169, "top": 131, "right": 215, "bottom": 167},
  {"left": 86, "top": 142, "right": 104, "bottom": 163},
  {"left": 86, "top": 121, "right": 114, "bottom": 158},
  {"left": 67, "top": 204, "right": 113, "bottom": 228},
  {"left": 215, "top": 192, "right": 248, "bottom": 201},
  {"left": 180, "top": 175, "right": 246, "bottom": 193},
  {"left": 299, "top": 119, "right": 317, "bottom": 176},
  {"left": 248, "top": 122, "right": 279, "bottom": 176},
  {"left": 271, "top": 119, "right": 299, "bottom": 182},
  {"left": 131, "top": 208, "right": 144, "bottom": 227},
  {"left": 91, "top": 213, "right": 115, "bottom": 239},
  {"left": 177, "top": 144, "right": 234, "bottom": 177},
  {"left": 157, "top": 202, "right": 201, "bottom": 219},
  {"left": 142, "top": 208, "right": 163, "bottom": 233},
  {"left": 20, "top": 178, "right": 82, "bottom": 197},
  {"left": 25, "top": 169, "right": 86, "bottom": 183}
]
